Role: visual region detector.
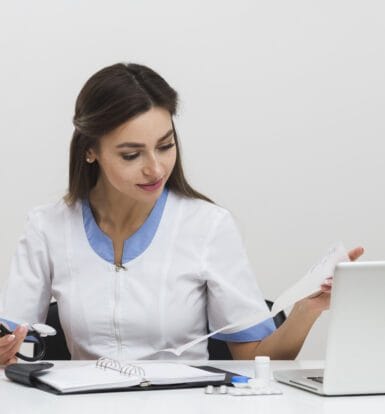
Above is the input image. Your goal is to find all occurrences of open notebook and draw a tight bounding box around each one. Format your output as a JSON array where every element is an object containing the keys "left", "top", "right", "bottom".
[{"left": 6, "top": 357, "right": 227, "bottom": 394}]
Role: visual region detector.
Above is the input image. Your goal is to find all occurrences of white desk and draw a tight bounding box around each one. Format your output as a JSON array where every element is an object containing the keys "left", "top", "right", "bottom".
[{"left": 2, "top": 360, "right": 385, "bottom": 414}]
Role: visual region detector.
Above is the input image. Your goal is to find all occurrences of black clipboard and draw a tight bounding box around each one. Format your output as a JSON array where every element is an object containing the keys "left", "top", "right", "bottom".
[{"left": 5, "top": 363, "right": 240, "bottom": 395}]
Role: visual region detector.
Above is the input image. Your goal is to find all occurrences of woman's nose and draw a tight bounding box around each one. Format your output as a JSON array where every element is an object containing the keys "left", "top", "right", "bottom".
[{"left": 142, "top": 154, "right": 162, "bottom": 177}]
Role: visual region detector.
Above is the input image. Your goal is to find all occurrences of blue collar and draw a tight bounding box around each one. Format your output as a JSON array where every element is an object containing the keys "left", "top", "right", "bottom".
[{"left": 82, "top": 188, "right": 169, "bottom": 264}]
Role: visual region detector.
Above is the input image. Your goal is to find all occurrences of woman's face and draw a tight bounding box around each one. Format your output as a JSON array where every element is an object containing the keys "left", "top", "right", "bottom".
[{"left": 88, "top": 106, "right": 177, "bottom": 203}]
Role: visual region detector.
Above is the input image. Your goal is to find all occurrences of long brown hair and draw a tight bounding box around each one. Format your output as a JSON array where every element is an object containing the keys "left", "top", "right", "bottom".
[{"left": 64, "top": 63, "right": 213, "bottom": 205}]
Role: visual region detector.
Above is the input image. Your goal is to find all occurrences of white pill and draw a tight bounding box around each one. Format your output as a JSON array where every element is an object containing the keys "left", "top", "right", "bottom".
[
  {"left": 205, "top": 385, "right": 214, "bottom": 394},
  {"left": 219, "top": 385, "right": 228, "bottom": 394}
]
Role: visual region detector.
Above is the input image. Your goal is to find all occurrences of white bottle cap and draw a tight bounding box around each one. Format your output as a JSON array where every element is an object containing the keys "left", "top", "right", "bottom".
[{"left": 255, "top": 356, "right": 270, "bottom": 363}]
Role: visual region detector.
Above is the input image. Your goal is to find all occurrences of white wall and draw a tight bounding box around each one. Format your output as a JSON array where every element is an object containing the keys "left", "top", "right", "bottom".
[{"left": 1, "top": 0, "right": 384, "bottom": 359}]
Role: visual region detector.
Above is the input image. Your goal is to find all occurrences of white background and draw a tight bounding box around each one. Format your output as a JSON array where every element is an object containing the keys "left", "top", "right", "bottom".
[{"left": 1, "top": 1, "right": 384, "bottom": 359}]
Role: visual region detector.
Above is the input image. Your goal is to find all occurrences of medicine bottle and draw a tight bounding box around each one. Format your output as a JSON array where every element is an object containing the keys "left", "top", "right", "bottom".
[{"left": 253, "top": 356, "right": 270, "bottom": 387}]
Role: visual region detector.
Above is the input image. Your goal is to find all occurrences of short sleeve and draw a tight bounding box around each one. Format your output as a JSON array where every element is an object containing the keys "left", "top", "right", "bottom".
[
  {"left": 0, "top": 209, "right": 52, "bottom": 327},
  {"left": 204, "top": 210, "right": 276, "bottom": 342}
]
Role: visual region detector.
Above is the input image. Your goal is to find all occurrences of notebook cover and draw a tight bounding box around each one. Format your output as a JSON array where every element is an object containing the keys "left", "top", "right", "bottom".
[{"left": 5, "top": 363, "right": 54, "bottom": 387}]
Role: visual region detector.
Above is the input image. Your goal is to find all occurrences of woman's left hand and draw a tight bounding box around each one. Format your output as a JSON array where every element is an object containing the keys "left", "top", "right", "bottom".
[{"left": 301, "top": 246, "right": 365, "bottom": 315}]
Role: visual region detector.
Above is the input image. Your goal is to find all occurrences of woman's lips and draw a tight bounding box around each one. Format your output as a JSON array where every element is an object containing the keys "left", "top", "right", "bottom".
[{"left": 136, "top": 178, "right": 163, "bottom": 192}]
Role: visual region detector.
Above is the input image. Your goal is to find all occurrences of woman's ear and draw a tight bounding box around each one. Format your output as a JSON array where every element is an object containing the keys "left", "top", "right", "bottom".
[{"left": 85, "top": 148, "right": 97, "bottom": 163}]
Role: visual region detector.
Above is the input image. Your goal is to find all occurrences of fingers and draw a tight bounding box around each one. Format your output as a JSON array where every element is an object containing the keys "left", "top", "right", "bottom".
[
  {"left": 9, "top": 324, "right": 28, "bottom": 353},
  {"left": 307, "top": 290, "right": 324, "bottom": 299},
  {"left": 0, "top": 334, "right": 17, "bottom": 351},
  {"left": 348, "top": 246, "right": 364, "bottom": 262},
  {"left": 0, "top": 324, "right": 28, "bottom": 364},
  {"left": 5, "top": 356, "right": 18, "bottom": 365},
  {"left": 320, "top": 284, "right": 332, "bottom": 292},
  {"left": 318, "top": 246, "right": 364, "bottom": 294}
]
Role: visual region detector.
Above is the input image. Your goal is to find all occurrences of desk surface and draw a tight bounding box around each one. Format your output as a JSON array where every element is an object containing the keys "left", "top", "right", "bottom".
[{"left": 2, "top": 360, "right": 385, "bottom": 414}]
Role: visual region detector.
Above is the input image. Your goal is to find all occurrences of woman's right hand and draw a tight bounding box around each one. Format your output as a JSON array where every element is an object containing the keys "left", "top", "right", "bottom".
[{"left": 0, "top": 324, "right": 28, "bottom": 365}]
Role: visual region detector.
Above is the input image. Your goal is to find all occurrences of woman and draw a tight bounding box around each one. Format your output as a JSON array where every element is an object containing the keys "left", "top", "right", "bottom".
[{"left": 0, "top": 63, "right": 363, "bottom": 365}]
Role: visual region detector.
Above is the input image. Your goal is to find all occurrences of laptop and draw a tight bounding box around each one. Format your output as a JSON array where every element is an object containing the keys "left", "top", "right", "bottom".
[{"left": 274, "top": 261, "right": 385, "bottom": 396}]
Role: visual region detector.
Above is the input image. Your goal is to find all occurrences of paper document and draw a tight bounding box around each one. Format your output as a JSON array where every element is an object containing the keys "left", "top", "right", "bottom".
[
  {"left": 161, "top": 242, "right": 349, "bottom": 356},
  {"left": 271, "top": 242, "right": 349, "bottom": 314}
]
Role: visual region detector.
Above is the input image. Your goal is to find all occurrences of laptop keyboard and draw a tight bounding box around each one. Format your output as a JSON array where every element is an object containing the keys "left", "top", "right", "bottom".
[{"left": 307, "top": 376, "right": 324, "bottom": 384}]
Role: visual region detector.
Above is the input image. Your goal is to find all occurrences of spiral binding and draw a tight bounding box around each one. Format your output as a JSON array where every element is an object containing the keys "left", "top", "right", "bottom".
[
  {"left": 96, "top": 357, "right": 146, "bottom": 378},
  {"left": 96, "top": 357, "right": 121, "bottom": 370}
]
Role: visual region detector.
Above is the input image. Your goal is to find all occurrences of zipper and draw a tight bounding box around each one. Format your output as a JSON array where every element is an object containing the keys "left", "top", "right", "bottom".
[
  {"left": 115, "top": 263, "right": 127, "bottom": 272},
  {"left": 112, "top": 263, "right": 126, "bottom": 358}
]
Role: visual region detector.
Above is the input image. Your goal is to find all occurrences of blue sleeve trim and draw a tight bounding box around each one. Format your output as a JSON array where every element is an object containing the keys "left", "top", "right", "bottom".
[
  {"left": 0, "top": 318, "right": 38, "bottom": 343},
  {"left": 211, "top": 318, "right": 276, "bottom": 342}
]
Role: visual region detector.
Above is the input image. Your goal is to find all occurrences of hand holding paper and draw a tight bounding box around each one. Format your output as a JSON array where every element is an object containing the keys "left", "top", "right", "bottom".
[
  {"left": 271, "top": 242, "right": 349, "bottom": 315},
  {"left": 302, "top": 245, "right": 365, "bottom": 314}
]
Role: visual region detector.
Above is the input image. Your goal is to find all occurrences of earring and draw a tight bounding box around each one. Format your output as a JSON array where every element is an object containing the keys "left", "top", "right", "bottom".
[{"left": 86, "top": 158, "right": 93, "bottom": 163}]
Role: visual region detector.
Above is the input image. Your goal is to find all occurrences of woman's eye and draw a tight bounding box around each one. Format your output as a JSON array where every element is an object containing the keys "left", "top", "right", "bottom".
[
  {"left": 122, "top": 153, "right": 139, "bottom": 161},
  {"left": 121, "top": 143, "right": 175, "bottom": 161},
  {"left": 159, "top": 143, "right": 175, "bottom": 151}
]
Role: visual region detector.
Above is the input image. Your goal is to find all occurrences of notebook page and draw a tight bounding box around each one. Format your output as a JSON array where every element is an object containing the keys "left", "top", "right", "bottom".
[
  {"left": 37, "top": 365, "right": 141, "bottom": 393},
  {"left": 133, "top": 363, "right": 225, "bottom": 385}
]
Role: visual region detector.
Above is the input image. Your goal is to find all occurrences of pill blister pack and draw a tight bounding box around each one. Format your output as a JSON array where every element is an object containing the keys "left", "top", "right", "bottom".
[
  {"left": 228, "top": 386, "right": 282, "bottom": 396},
  {"left": 204, "top": 357, "right": 282, "bottom": 397},
  {"left": 204, "top": 384, "right": 282, "bottom": 396}
]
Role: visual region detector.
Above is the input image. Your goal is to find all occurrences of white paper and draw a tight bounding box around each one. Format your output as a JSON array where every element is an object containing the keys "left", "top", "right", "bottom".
[
  {"left": 39, "top": 365, "right": 141, "bottom": 392},
  {"left": 160, "top": 242, "right": 349, "bottom": 356},
  {"left": 161, "top": 309, "right": 272, "bottom": 356},
  {"left": 271, "top": 242, "right": 349, "bottom": 315}
]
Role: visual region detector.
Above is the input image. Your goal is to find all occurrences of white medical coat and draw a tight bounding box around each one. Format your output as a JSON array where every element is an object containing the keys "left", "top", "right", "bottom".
[{"left": 0, "top": 189, "right": 274, "bottom": 360}]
